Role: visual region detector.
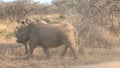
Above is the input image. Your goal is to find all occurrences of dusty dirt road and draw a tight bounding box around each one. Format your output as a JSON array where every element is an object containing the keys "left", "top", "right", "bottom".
[{"left": 72, "top": 61, "right": 120, "bottom": 68}]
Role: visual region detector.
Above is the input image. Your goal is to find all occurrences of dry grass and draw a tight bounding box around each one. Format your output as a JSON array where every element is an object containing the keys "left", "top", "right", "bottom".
[
  {"left": 0, "top": 43, "right": 120, "bottom": 68},
  {"left": 0, "top": 20, "right": 17, "bottom": 43},
  {"left": 0, "top": 14, "right": 120, "bottom": 68}
]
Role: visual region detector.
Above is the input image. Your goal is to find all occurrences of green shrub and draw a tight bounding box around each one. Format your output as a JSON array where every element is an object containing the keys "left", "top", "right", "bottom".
[
  {"left": 0, "top": 19, "right": 3, "bottom": 24},
  {"left": 41, "top": 18, "right": 51, "bottom": 23},
  {"left": 6, "top": 32, "right": 15, "bottom": 39},
  {"left": 59, "top": 15, "right": 65, "bottom": 19}
]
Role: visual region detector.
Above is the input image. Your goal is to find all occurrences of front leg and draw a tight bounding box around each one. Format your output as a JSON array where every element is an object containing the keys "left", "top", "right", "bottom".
[
  {"left": 22, "top": 42, "right": 36, "bottom": 59},
  {"left": 42, "top": 46, "right": 50, "bottom": 59},
  {"left": 23, "top": 43, "right": 28, "bottom": 55}
]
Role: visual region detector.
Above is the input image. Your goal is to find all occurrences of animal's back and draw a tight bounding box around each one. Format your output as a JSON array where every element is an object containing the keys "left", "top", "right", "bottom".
[
  {"left": 30, "top": 24, "right": 62, "bottom": 47},
  {"left": 29, "top": 23, "right": 77, "bottom": 48}
]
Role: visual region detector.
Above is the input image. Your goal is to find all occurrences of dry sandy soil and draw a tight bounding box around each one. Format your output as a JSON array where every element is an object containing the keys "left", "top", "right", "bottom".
[
  {"left": 0, "top": 40, "right": 120, "bottom": 68},
  {"left": 73, "top": 61, "right": 120, "bottom": 68}
]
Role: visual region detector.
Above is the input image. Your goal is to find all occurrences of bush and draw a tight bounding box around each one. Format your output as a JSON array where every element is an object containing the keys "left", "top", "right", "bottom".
[
  {"left": 0, "top": 19, "right": 3, "bottom": 24},
  {"left": 59, "top": 14, "right": 65, "bottom": 19},
  {"left": 6, "top": 32, "right": 15, "bottom": 39},
  {"left": 41, "top": 18, "right": 51, "bottom": 23}
]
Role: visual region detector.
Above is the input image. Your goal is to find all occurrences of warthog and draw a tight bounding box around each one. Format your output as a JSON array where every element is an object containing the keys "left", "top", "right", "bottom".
[{"left": 15, "top": 20, "right": 78, "bottom": 59}]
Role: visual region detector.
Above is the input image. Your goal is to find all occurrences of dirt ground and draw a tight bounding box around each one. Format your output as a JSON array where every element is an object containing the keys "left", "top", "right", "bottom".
[
  {"left": 73, "top": 61, "right": 120, "bottom": 68},
  {"left": 0, "top": 40, "right": 120, "bottom": 68}
]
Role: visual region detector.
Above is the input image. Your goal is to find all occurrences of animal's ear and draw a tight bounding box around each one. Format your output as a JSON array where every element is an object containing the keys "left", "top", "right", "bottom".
[
  {"left": 21, "top": 20, "right": 30, "bottom": 25},
  {"left": 25, "top": 18, "right": 32, "bottom": 24},
  {"left": 21, "top": 21, "right": 26, "bottom": 25}
]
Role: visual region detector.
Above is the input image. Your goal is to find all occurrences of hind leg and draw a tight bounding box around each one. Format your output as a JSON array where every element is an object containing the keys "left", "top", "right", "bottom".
[
  {"left": 65, "top": 42, "right": 78, "bottom": 59},
  {"left": 69, "top": 44, "right": 77, "bottom": 59},
  {"left": 61, "top": 45, "right": 69, "bottom": 57},
  {"left": 68, "top": 41, "right": 78, "bottom": 59}
]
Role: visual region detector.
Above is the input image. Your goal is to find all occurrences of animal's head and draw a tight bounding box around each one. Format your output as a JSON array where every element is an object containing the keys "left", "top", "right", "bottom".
[{"left": 15, "top": 19, "right": 33, "bottom": 43}]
